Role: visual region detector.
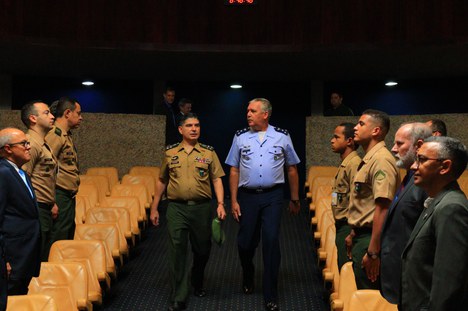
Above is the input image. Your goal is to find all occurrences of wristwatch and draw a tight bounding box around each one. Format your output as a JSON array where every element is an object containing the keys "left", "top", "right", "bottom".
[
  {"left": 366, "top": 251, "right": 380, "bottom": 260},
  {"left": 291, "top": 199, "right": 300, "bottom": 205}
]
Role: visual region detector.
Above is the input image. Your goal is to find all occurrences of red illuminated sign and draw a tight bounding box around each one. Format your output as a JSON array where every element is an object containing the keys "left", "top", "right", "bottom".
[{"left": 225, "top": 0, "right": 257, "bottom": 5}]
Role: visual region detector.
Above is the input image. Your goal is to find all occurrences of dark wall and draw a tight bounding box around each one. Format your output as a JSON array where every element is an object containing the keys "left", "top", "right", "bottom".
[
  {"left": 324, "top": 77, "right": 468, "bottom": 115},
  {"left": 2, "top": 1, "right": 467, "bottom": 47},
  {"left": 12, "top": 76, "right": 153, "bottom": 114}
]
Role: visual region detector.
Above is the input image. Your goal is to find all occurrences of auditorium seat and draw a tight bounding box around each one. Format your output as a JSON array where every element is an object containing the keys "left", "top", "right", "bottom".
[
  {"left": 129, "top": 166, "right": 160, "bottom": 182},
  {"left": 347, "top": 290, "right": 397, "bottom": 311},
  {"left": 7, "top": 294, "right": 58, "bottom": 311},
  {"left": 129, "top": 166, "right": 160, "bottom": 199},
  {"left": 330, "top": 262, "right": 357, "bottom": 311},
  {"left": 86, "top": 167, "right": 119, "bottom": 188},
  {"left": 317, "top": 224, "right": 336, "bottom": 268},
  {"left": 314, "top": 209, "right": 335, "bottom": 248},
  {"left": 100, "top": 197, "right": 142, "bottom": 238},
  {"left": 75, "top": 196, "right": 92, "bottom": 225},
  {"left": 309, "top": 183, "right": 333, "bottom": 217},
  {"left": 121, "top": 174, "right": 155, "bottom": 200},
  {"left": 79, "top": 175, "right": 111, "bottom": 203},
  {"left": 77, "top": 184, "right": 100, "bottom": 209},
  {"left": 28, "top": 262, "right": 92, "bottom": 311},
  {"left": 323, "top": 245, "right": 339, "bottom": 292},
  {"left": 85, "top": 207, "right": 135, "bottom": 246},
  {"left": 110, "top": 184, "right": 149, "bottom": 224},
  {"left": 49, "top": 240, "right": 113, "bottom": 288},
  {"left": 47, "top": 257, "right": 102, "bottom": 306},
  {"left": 75, "top": 223, "right": 128, "bottom": 267},
  {"left": 311, "top": 196, "right": 332, "bottom": 228},
  {"left": 305, "top": 166, "right": 337, "bottom": 203}
]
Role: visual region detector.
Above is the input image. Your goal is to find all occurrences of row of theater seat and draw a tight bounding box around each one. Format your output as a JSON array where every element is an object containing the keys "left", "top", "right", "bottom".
[
  {"left": 305, "top": 165, "right": 468, "bottom": 311},
  {"left": 306, "top": 166, "right": 396, "bottom": 311},
  {"left": 6, "top": 166, "right": 160, "bottom": 311}
]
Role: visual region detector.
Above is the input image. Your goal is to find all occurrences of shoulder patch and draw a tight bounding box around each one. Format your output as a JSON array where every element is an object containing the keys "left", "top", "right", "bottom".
[
  {"left": 374, "top": 170, "right": 386, "bottom": 181},
  {"left": 199, "top": 143, "right": 214, "bottom": 151},
  {"left": 165, "top": 143, "right": 179, "bottom": 150},
  {"left": 235, "top": 127, "right": 250, "bottom": 137},
  {"left": 54, "top": 127, "right": 62, "bottom": 136},
  {"left": 274, "top": 127, "right": 289, "bottom": 135}
]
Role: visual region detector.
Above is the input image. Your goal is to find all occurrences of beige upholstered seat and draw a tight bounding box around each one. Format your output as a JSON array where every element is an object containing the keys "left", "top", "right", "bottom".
[
  {"left": 121, "top": 174, "right": 155, "bottom": 199},
  {"left": 75, "top": 195, "right": 92, "bottom": 225},
  {"left": 86, "top": 207, "right": 134, "bottom": 246},
  {"left": 77, "top": 184, "right": 100, "bottom": 208},
  {"left": 49, "top": 240, "right": 113, "bottom": 288},
  {"left": 330, "top": 262, "right": 357, "bottom": 311},
  {"left": 129, "top": 166, "right": 160, "bottom": 187},
  {"left": 79, "top": 175, "right": 111, "bottom": 203},
  {"left": 110, "top": 184, "right": 149, "bottom": 223},
  {"left": 100, "top": 197, "right": 142, "bottom": 238},
  {"left": 347, "top": 290, "right": 398, "bottom": 311},
  {"left": 317, "top": 224, "right": 336, "bottom": 267},
  {"left": 7, "top": 294, "right": 58, "bottom": 311},
  {"left": 75, "top": 224, "right": 128, "bottom": 267},
  {"left": 305, "top": 166, "right": 337, "bottom": 201},
  {"left": 314, "top": 208, "right": 335, "bottom": 247},
  {"left": 28, "top": 262, "right": 91, "bottom": 311},
  {"left": 86, "top": 167, "right": 119, "bottom": 188}
]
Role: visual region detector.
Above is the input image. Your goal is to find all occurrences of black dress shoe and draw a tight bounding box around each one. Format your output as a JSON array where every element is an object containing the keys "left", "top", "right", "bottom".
[
  {"left": 168, "top": 301, "right": 186, "bottom": 311},
  {"left": 193, "top": 288, "right": 206, "bottom": 297},
  {"left": 265, "top": 301, "right": 279, "bottom": 311}
]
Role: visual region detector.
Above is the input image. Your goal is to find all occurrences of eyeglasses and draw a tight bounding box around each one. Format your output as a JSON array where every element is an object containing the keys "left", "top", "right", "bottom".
[
  {"left": 415, "top": 155, "right": 445, "bottom": 166},
  {"left": 3, "top": 140, "right": 31, "bottom": 149}
]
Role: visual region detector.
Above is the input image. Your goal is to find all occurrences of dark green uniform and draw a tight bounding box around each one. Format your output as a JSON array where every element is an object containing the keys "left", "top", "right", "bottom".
[
  {"left": 160, "top": 142, "right": 225, "bottom": 303},
  {"left": 332, "top": 150, "right": 360, "bottom": 269},
  {"left": 45, "top": 125, "right": 80, "bottom": 242}
]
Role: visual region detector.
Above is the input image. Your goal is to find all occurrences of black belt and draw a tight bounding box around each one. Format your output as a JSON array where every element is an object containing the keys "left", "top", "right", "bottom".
[
  {"left": 353, "top": 226, "right": 372, "bottom": 235},
  {"left": 169, "top": 199, "right": 210, "bottom": 206},
  {"left": 239, "top": 184, "right": 283, "bottom": 194},
  {"left": 37, "top": 202, "right": 54, "bottom": 211}
]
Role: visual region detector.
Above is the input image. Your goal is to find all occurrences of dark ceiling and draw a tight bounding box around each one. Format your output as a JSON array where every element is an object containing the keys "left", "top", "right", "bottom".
[{"left": 1, "top": 40, "right": 468, "bottom": 82}]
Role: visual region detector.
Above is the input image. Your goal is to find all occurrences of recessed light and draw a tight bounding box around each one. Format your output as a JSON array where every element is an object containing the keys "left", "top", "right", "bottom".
[
  {"left": 385, "top": 81, "right": 398, "bottom": 87},
  {"left": 82, "top": 81, "right": 94, "bottom": 86},
  {"left": 230, "top": 84, "right": 242, "bottom": 89}
]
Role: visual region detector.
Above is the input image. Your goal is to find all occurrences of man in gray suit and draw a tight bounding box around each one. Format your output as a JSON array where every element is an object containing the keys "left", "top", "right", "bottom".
[
  {"left": 401, "top": 136, "right": 468, "bottom": 311},
  {"left": 380, "top": 122, "right": 431, "bottom": 304}
]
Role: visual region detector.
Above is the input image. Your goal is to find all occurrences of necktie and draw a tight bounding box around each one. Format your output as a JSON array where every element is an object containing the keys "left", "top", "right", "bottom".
[{"left": 18, "top": 169, "right": 34, "bottom": 198}]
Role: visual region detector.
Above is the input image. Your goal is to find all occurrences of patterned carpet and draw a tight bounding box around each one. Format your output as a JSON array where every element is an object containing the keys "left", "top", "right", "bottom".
[{"left": 100, "top": 201, "right": 329, "bottom": 311}]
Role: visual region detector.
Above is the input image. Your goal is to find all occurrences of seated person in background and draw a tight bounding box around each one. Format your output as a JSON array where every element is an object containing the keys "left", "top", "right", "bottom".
[
  {"left": 426, "top": 118, "right": 447, "bottom": 136},
  {"left": 324, "top": 91, "right": 354, "bottom": 116}
]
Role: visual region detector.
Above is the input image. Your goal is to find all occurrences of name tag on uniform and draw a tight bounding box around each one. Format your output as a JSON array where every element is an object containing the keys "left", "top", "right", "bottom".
[{"left": 331, "top": 192, "right": 338, "bottom": 207}]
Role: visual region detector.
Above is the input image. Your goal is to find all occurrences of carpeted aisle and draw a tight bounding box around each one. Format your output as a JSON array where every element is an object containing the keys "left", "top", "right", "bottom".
[{"left": 101, "top": 201, "right": 329, "bottom": 311}]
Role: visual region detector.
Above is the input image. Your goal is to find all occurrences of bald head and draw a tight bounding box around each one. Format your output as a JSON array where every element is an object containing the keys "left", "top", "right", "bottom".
[{"left": 391, "top": 122, "right": 432, "bottom": 169}]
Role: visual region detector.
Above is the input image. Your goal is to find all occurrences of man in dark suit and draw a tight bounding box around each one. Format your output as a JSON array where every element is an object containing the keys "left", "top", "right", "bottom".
[
  {"left": 401, "top": 136, "right": 468, "bottom": 311},
  {"left": 0, "top": 127, "right": 41, "bottom": 299},
  {"left": 380, "top": 122, "right": 431, "bottom": 304}
]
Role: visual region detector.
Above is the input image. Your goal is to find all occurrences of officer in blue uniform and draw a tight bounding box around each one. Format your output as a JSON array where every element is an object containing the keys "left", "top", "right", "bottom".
[{"left": 225, "top": 98, "right": 300, "bottom": 311}]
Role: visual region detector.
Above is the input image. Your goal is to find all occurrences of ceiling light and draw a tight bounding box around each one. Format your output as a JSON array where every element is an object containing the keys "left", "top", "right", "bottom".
[
  {"left": 385, "top": 81, "right": 398, "bottom": 87},
  {"left": 82, "top": 81, "right": 94, "bottom": 86},
  {"left": 230, "top": 83, "right": 242, "bottom": 89}
]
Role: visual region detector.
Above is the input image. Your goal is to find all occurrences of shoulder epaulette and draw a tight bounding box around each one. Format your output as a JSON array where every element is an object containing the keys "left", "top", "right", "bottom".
[
  {"left": 274, "top": 127, "right": 289, "bottom": 135},
  {"left": 235, "top": 127, "right": 250, "bottom": 137},
  {"left": 165, "top": 143, "right": 179, "bottom": 150},
  {"left": 199, "top": 143, "right": 214, "bottom": 151},
  {"left": 54, "top": 127, "right": 62, "bottom": 136}
]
